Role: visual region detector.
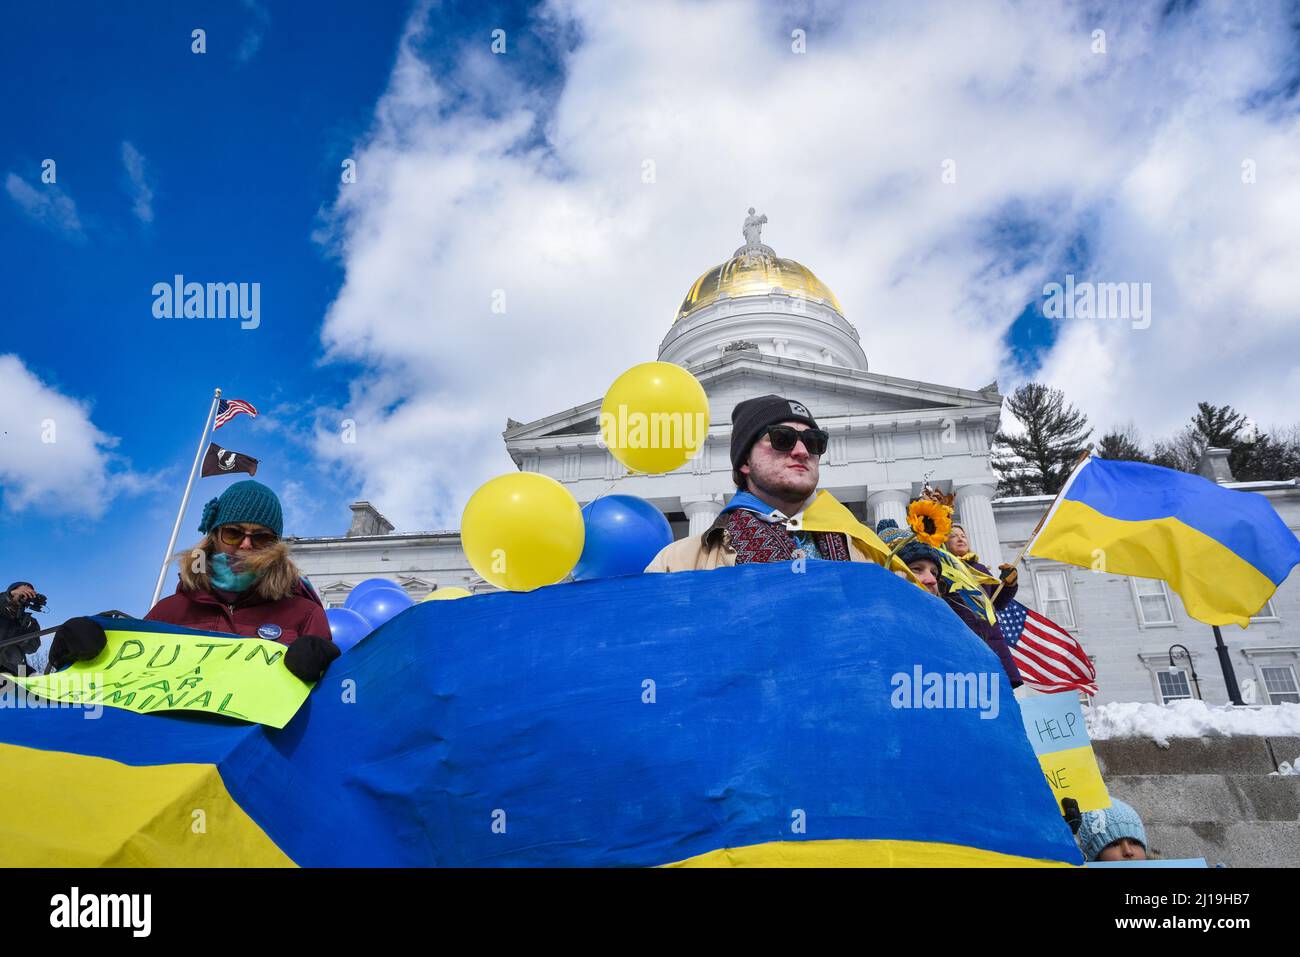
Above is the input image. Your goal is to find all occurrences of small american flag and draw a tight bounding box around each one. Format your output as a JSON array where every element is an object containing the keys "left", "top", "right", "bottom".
[
  {"left": 998, "top": 599, "right": 1098, "bottom": 696},
  {"left": 214, "top": 397, "right": 257, "bottom": 430}
]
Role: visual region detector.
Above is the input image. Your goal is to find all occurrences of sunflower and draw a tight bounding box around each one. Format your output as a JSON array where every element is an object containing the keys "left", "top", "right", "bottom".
[{"left": 907, "top": 498, "right": 952, "bottom": 547}]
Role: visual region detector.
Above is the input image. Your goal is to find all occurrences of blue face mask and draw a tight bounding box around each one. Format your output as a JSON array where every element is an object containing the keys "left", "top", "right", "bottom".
[{"left": 210, "top": 552, "right": 259, "bottom": 593}]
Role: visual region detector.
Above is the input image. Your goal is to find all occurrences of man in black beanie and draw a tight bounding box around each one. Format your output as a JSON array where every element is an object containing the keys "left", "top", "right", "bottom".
[{"left": 646, "top": 395, "right": 886, "bottom": 572}]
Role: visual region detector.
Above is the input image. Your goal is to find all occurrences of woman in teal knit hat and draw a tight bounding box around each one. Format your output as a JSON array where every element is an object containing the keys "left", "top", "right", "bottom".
[{"left": 50, "top": 480, "right": 338, "bottom": 683}]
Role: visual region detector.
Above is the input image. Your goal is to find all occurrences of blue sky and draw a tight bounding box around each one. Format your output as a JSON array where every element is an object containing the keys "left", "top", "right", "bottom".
[
  {"left": 3, "top": 0, "right": 1299, "bottom": 625},
  {"left": 1, "top": 1, "right": 413, "bottom": 617}
]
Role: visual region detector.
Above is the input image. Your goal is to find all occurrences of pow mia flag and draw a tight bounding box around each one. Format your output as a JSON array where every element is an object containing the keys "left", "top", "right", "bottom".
[{"left": 201, "top": 442, "right": 259, "bottom": 478}]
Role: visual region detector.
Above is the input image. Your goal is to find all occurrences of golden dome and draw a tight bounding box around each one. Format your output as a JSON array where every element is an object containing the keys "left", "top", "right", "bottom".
[{"left": 675, "top": 246, "right": 843, "bottom": 322}]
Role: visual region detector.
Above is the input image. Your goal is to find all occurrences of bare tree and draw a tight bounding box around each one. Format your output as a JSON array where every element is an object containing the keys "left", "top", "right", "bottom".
[{"left": 1097, "top": 422, "right": 1149, "bottom": 463}]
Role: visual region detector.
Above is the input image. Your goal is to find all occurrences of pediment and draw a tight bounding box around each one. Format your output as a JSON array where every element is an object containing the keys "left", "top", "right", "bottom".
[{"left": 505, "top": 353, "right": 1000, "bottom": 442}]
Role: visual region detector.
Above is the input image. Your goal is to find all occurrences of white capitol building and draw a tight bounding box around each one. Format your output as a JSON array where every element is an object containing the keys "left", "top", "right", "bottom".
[{"left": 292, "top": 216, "right": 1300, "bottom": 709}]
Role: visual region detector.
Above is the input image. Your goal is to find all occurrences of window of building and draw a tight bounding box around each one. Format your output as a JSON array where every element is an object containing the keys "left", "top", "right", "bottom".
[
  {"left": 1034, "top": 568, "right": 1076, "bottom": 628},
  {"left": 1156, "top": 669, "right": 1193, "bottom": 704},
  {"left": 1077, "top": 656, "right": 1097, "bottom": 707},
  {"left": 1131, "top": 577, "right": 1174, "bottom": 626},
  {"left": 1251, "top": 598, "right": 1279, "bottom": 621},
  {"left": 1261, "top": 666, "right": 1300, "bottom": 705}
]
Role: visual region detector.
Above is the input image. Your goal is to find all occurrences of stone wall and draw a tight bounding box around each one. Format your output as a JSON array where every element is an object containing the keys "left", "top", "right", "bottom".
[{"left": 1095, "top": 736, "right": 1300, "bottom": 867}]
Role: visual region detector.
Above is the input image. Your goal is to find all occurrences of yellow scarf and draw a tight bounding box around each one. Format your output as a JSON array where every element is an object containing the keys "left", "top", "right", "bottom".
[
  {"left": 938, "top": 547, "right": 998, "bottom": 623},
  {"left": 948, "top": 549, "right": 999, "bottom": 586},
  {"left": 800, "top": 491, "right": 914, "bottom": 578}
]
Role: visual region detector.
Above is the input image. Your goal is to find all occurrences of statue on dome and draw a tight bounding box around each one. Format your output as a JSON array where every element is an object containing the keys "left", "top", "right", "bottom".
[{"left": 742, "top": 207, "right": 767, "bottom": 246}]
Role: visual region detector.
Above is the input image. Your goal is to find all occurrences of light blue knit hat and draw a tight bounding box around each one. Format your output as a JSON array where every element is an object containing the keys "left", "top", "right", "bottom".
[
  {"left": 198, "top": 480, "right": 284, "bottom": 538},
  {"left": 1078, "top": 798, "right": 1147, "bottom": 861},
  {"left": 875, "top": 518, "right": 945, "bottom": 568}
]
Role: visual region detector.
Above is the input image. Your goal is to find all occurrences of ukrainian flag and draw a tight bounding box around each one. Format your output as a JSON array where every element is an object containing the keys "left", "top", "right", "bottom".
[
  {"left": 1030, "top": 457, "right": 1300, "bottom": 627},
  {"left": 0, "top": 563, "right": 1081, "bottom": 867}
]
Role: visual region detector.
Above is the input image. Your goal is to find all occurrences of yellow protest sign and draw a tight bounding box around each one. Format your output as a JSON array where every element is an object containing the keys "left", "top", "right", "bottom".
[
  {"left": 1019, "top": 692, "right": 1111, "bottom": 812},
  {"left": 10, "top": 627, "right": 311, "bottom": 729}
]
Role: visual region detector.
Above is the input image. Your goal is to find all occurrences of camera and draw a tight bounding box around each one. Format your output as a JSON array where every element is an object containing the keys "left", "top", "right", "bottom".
[{"left": 5, "top": 590, "right": 47, "bottom": 614}]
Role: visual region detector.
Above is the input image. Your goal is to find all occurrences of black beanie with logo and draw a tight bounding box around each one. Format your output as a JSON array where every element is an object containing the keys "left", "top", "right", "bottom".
[{"left": 729, "top": 394, "right": 819, "bottom": 470}]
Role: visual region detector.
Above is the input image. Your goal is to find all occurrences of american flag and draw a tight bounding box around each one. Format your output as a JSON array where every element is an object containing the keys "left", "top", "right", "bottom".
[
  {"left": 997, "top": 599, "right": 1098, "bottom": 696},
  {"left": 214, "top": 397, "right": 257, "bottom": 430}
]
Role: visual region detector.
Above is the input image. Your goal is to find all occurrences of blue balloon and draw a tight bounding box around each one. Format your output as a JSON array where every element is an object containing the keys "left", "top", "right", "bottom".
[
  {"left": 344, "top": 578, "right": 402, "bottom": 611},
  {"left": 325, "top": 607, "right": 371, "bottom": 654},
  {"left": 572, "top": 495, "right": 674, "bottom": 581},
  {"left": 349, "top": 585, "right": 415, "bottom": 631}
]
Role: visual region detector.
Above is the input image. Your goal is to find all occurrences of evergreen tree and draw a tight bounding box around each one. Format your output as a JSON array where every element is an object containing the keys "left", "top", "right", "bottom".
[
  {"left": 1191, "top": 402, "right": 1247, "bottom": 449},
  {"left": 993, "top": 383, "right": 1093, "bottom": 495},
  {"left": 1152, "top": 402, "right": 1300, "bottom": 480},
  {"left": 1231, "top": 429, "right": 1300, "bottom": 481}
]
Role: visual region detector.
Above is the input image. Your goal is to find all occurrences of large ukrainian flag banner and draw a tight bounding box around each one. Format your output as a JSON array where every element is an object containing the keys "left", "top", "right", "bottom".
[
  {"left": 1030, "top": 457, "right": 1300, "bottom": 627},
  {"left": 0, "top": 562, "right": 1081, "bottom": 867}
]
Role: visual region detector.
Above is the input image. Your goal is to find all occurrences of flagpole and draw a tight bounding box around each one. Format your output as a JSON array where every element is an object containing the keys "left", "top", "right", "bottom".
[
  {"left": 150, "top": 388, "right": 221, "bottom": 610},
  {"left": 989, "top": 447, "right": 1093, "bottom": 604}
]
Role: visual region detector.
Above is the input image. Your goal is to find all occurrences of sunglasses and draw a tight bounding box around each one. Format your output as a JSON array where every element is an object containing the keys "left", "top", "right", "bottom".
[
  {"left": 216, "top": 525, "right": 279, "bottom": 549},
  {"left": 763, "top": 425, "right": 829, "bottom": 456}
]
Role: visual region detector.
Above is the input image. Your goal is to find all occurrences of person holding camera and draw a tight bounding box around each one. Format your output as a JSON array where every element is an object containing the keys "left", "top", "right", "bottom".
[{"left": 0, "top": 582, "right": 44, "bottom": 677}]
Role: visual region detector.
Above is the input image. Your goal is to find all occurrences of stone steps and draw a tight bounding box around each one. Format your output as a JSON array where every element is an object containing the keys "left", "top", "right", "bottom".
[
  {"left": 1090, "top": 737, "right": 1300, "bottom": 867},
  {"left": 1106, "top": 773, "right": 1300, "bottom": 823},
  {"left": 1094, "top": 735, "right": 1300, "bottom": 776},
  {"left": 1135, "top": 822, "right": 1300, "bottom": 868}
]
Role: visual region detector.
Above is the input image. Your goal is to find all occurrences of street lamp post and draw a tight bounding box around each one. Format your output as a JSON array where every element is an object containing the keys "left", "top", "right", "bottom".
[
  {"left": 1210, "top": 626, "right": 1245, "bottom": 706},
  {"left": 1168, "top": 643, "right": 1203, "bottom": 701}
]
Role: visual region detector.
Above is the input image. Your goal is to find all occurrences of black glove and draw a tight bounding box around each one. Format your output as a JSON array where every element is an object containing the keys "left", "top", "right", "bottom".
[
  {"left": 997, "top": 563, "right": 1018, "bottom": 589},
  {"left": 49, "top": 617, "right": 107, "bottom": 669},
  {"left": 1061, "top": 797, "right": 1082, "bottom": 835},
  {"left": 284, "top": 634, "right": 340, "bottom": 683}
]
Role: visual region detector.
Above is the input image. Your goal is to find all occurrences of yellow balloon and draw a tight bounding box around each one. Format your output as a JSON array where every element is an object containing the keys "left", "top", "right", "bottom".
[
  {"left": 600, "top": 361, "right": 710, "bottom": 474},
  {"left": 461, "top": 473, "right": 585, "bottom": 591},
  {"left": 421, "top": 587, "right": 473, "bottom": 601}
]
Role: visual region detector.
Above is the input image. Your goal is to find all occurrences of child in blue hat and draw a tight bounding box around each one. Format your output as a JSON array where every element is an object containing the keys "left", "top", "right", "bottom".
[{"left": 1079, "top": 799, "right": 1149, "bottom": 862}]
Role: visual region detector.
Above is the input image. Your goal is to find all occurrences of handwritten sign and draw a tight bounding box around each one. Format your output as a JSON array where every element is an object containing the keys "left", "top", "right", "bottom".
[
  {"left": 1019, "top": 692, "right": 1110, "bottom": 812},
  {"left": 10, "top": 628, "right": 311, "bottom": 729}
]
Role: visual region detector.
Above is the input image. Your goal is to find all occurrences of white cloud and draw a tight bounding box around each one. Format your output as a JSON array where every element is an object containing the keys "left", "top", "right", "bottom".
[
  {"left": 237, "top": 0, "right": 270, "bottom": 64},
  {"left": 314, "top": 0, "right": 1300, "bottom": 528},
  {"left": 0, "top": 355, "right": 152, "bottom": 518},
  {"left": 5, "top": 173, "right": 84, "bottom": 240},
  {"left": 120, "top": 141, "right": 154, "bottom": 224}
]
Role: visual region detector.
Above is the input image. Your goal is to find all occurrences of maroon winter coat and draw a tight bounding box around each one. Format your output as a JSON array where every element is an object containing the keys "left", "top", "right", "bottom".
[{"left": 146, "top": 580, "right": 330, "bottom": 645}]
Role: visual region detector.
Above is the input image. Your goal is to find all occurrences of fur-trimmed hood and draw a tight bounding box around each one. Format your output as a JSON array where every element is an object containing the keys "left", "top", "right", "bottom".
[{"left": 173, "top": 537, "right": 305, "bottom": 603}]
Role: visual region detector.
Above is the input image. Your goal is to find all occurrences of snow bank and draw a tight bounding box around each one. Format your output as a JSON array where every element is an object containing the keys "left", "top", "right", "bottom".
[{"left": 1086, "top": 700, "right": 1300, "bottom": 748}]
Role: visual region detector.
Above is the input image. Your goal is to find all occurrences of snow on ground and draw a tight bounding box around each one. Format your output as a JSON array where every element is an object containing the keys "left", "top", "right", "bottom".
[{"left": 1086, "top": 700, "right": 1300, "bottom": 748}]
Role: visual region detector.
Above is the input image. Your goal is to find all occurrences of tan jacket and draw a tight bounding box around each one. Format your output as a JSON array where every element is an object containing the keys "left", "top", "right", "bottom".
[{"left": 645, "top": 513, "right": 880, "bottom": 573}]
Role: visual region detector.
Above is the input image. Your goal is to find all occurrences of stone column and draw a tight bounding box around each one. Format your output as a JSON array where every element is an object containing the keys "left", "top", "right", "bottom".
[
  {"left": 681, "top": 494, "right": 725, "bottom": 537},
  {"left": 954, "top": 483, "right": 1003, "bottom": 567},
  {"left": 867, "top": 487, "right": 910, "bottom": 533}
]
